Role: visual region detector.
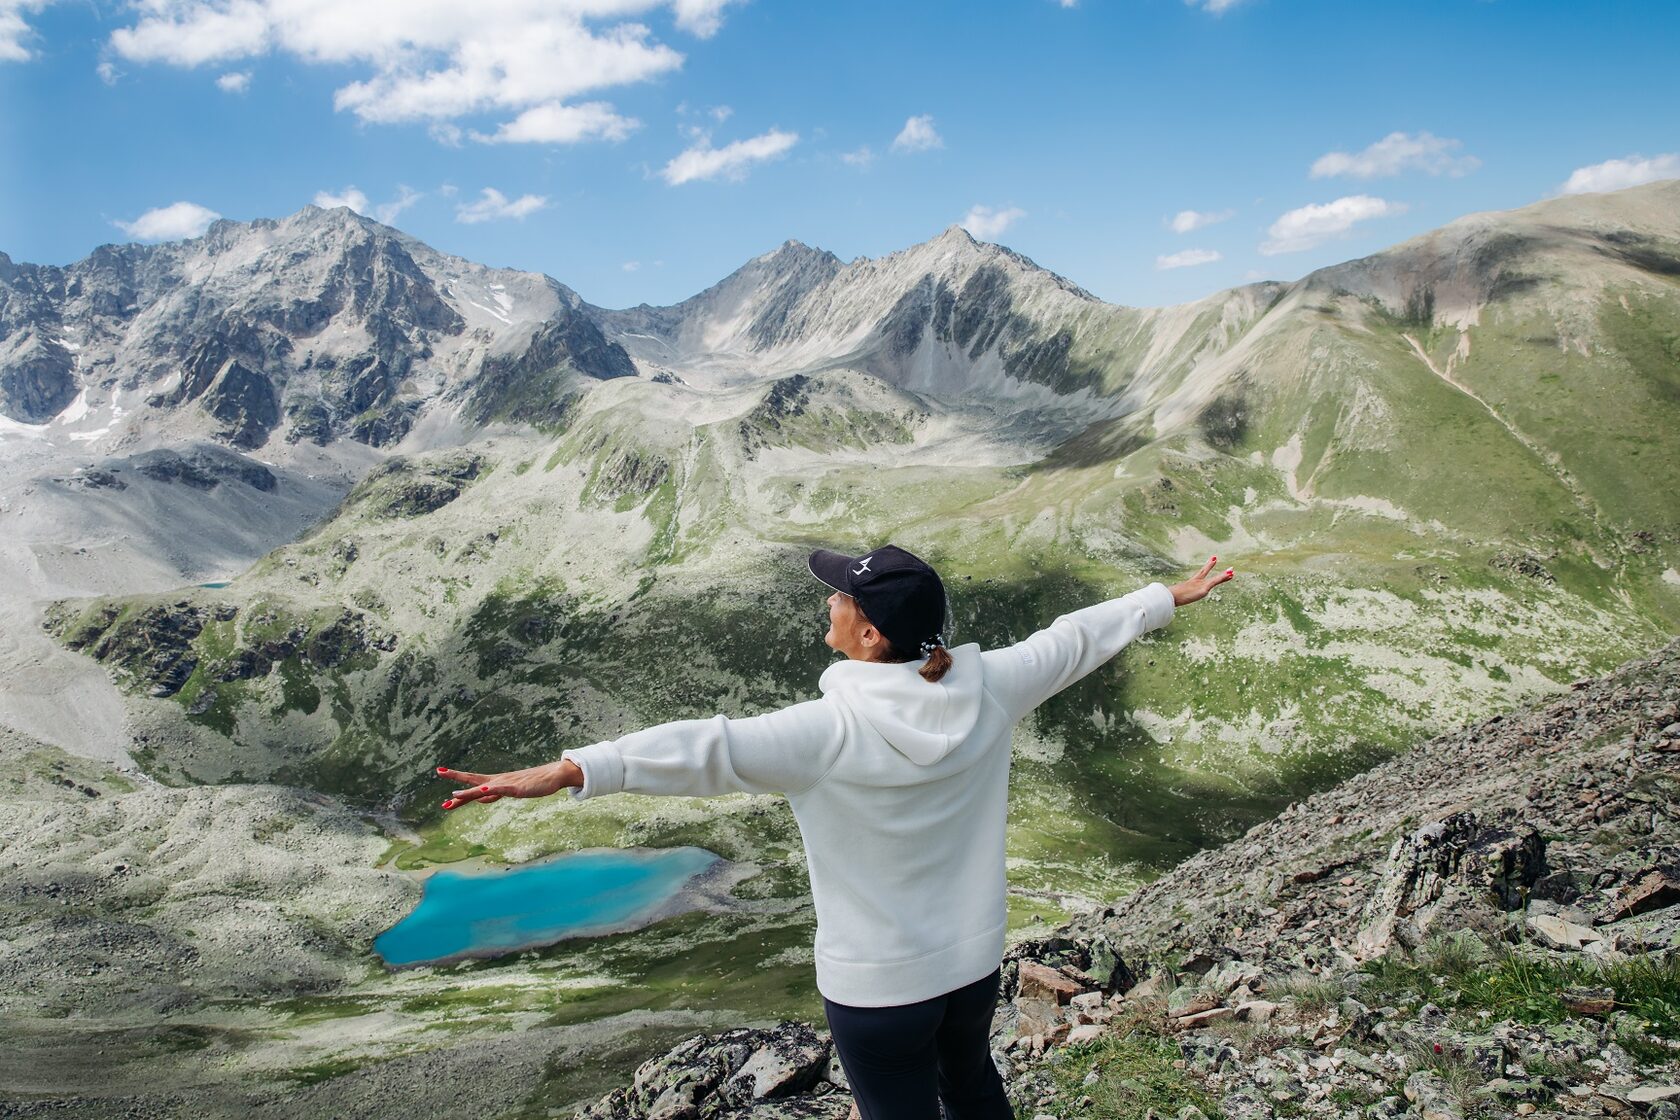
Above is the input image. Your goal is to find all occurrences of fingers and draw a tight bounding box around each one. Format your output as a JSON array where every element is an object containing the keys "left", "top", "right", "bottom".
[
  {"left": 436, "top": 766, "right": 490, "bottom": 785},
  {"left": 442, "top": 780, "right": 498, "bottom": 811},
  {"left": 1196, "top": 556, "right": 1236, "bottom": 586},
  {"left": 437, "top": 766, "right": 498, "bottom": 811}
]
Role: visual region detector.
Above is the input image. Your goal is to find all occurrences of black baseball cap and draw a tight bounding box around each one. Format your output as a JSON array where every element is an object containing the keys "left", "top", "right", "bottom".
[{"left": 808, "top": 544, "right": 947, "bottom": 655}]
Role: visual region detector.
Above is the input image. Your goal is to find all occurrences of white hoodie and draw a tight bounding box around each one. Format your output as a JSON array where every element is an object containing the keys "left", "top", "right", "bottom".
[{"left": 560, "top": 582, "right": 1176, "bottom": 1007}]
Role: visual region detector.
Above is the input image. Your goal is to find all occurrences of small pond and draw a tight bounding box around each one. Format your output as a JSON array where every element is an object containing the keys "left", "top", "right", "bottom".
[{"left": 374, "top": 846, "right": 721, "bottom": 967}]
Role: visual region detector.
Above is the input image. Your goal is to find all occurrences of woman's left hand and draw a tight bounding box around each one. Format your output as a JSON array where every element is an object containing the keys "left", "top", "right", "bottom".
[
  {"left": 434, "top": 760, "right": 581, "bottom": 810},
  {"left": 1169, "top": 555, "right": 1235, "bottom": 607}
]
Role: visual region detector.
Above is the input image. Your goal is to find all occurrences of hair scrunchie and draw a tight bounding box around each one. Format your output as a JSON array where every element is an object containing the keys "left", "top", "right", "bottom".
[{"left": 918, "top": 633, "right": 946, "bottom": 655}]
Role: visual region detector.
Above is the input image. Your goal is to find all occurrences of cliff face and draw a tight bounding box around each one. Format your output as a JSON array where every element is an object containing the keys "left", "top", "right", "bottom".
[{"left": 571, "top": 639, "right": 1680, "bottom": 1119}]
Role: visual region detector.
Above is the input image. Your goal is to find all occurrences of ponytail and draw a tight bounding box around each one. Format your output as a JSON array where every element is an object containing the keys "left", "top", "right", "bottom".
[
  {"left": 858, "top": 602, "right": 952, "bottom": 683},
  {"left": 919, "top": 644, "right": 952, "bottom": 683}
]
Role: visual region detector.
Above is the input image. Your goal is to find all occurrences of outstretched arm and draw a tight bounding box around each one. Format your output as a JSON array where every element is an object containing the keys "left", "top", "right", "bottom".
[
  {"left": 436, "top": 698, "right": 847, "bottom": 811},
  {"left": 980, "top": 555, "right": 1234, "bottom": 721}
]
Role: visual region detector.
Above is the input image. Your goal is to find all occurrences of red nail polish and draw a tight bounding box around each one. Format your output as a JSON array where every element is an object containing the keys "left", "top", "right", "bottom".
[
  {"left": 480, "top": 785, "right": 490, "bottom": 792},
  {"left": 1225, "top": 569, "right": 1234, "bottom": 576},
  {"left": 441, "top": 799, "right": 452, "bottom": 809},
  {"left": 436, "top": 766, "right": 447, "bottom": 773}
]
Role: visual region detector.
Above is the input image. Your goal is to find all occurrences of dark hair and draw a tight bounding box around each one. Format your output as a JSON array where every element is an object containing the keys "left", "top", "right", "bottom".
[{"left": 868, "top": 625, "right": 953, "bottom": 683}]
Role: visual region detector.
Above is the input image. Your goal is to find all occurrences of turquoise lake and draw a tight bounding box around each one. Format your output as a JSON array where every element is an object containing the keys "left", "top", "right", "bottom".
[{"left": 374, "top": 846, "right": 721, "bottom": 967}]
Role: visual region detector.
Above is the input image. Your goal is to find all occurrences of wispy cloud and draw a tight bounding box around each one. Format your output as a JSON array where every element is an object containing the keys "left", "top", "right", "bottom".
[
  {"left": 1311, "top": 131, "right": 1479, "bottom": 180},
  {"left": 892, "top": 114, "right": 943, "bottom": 153},
  {"left": 1169, "top": 208, "right": 1234, "bottom": 234},
  {"left": 0, "top": 0, "right": 54, "bottom": 62},
  {"left": 960, "top": 204, "right": 1025, "bottom": 240},
  {"left": 1185, "top": 0, "right": 1246, "bottom": 12},
  {"left": 622, "top": 260, "right": 640, "bottom": 272},
  {"left": 1260, "top": 195, "right": 1405, "bottom": 255},
  {"left": 1558, "top": 153, "right": 1680, "bottom": 195},
  {"left": 314, "top": 187, "right": 371, "bottom": 214},
  {"left": 103, "top": 1, "right": 740, "bottom": 141},
  {"left": 314, "top": 185, "right": 421, "bottom": 226},
  {"left": 114, "top": 201, "right": 222, "bottom": 241},
  {"left": 1157, "top": 248, "right": 1222, "bottom": 270},
  {"left": 671, "top": 0, "right": 738, "bottom": 38},
  {"left": 473, "top": 101, "right": 638, "bottom": 144},
  {"left": 840, "top": 145, "right": 875, "bottom": 169},
  {"left": 659, "top": 128, "right": 799, "bottom": 185},
  {"left": 215, "top": 70, "right": 250, "bottom": 93},
  {"left": 455, "top": 187, "right": 548, "bottom": 224}
]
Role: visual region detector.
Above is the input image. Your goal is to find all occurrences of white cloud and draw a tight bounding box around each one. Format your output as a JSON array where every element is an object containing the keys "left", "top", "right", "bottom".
[
  {"left": 660, "top": 128, "right": 799, "bottom": 185},
  {"left": 1169, "top": 208, "right": 1233, "bottom": 234},
  {"left": 960, "top": 204, "right": 1026, "bottom": 240},
  {"left": 215, "top": 70, "right": 250, "bottom": 92},
  {"left": 1, "top": 0, "right": 56, "bottom": 62},
  {"left": 377, "top": 185, "right": 422, "bottom": 224},
  {"left": 314, "top": 186, "right": 372, "bottom": 214},
  {"left": 622, "top": 260, "right": 640, "bottom": 272},
  {"left": 1157, "top": 248, "right": 1222, "bottom": 270},
  {"left": 1185, "top": 0, "right": 1245, "bottom": 12},
  {"left": 840, "top": 145, "right": 875, "bottom": 169},
  {"left": 672, "top": 0, "right": 737, "bottom": 38},
  {"left": 114, "top": 201, "right": 222, "bottom": 241},
  {"left": 96, "top": 59, "right": 120, "bottom": 84},
  {"left": 1559, "top": 153, "right": 1680, "bottom": 196},
  {"left": 1311, "top": 131, "right": 1480, "bottom": 180},
  {"left": 315, "top": 185, "right": 422, "bottom": 225},
  {"left": 455, "top": 187, "right": 548, "bottom": 224},
  {"left": 474, "top": 100, "right": 638, "bottom": 144},
  {"left": 1260, "top": 195, "right": 1406, "bottom": 255},
  {"left": 892, "top": 114, "right": 943, "bottom": 153},
  {"left": 105, "top": 2, "right": 740, "bottom": 138}
]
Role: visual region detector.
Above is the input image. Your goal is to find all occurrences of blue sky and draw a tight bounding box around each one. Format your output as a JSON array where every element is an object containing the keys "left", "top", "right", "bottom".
[{"left": 3, "top": 0, "right": 1677, "bottom": 310}]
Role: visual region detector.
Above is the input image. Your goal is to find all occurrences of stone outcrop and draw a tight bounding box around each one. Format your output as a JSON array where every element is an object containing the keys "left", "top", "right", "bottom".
[
  {"left": 575, "top": 1022, "right": 845, "bottom": 1119},
  {"left": 343, "top": 452, "right": 486, "bottom": 519}
]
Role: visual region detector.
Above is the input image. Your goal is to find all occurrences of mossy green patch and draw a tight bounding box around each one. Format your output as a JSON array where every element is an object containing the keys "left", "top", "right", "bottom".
[{"left": 1044, "top": 1022, "right": 1226, "bottom": 1119}]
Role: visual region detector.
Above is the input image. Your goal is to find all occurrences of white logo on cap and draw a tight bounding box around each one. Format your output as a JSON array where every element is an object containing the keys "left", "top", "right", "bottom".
[{"left": 852, "top": 556, "right": 873, "bottom": 576}]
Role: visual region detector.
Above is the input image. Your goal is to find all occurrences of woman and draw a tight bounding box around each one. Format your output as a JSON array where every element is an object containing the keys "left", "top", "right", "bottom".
[{"left": 435, "top": 546, "right": 1234, "bottom": 1119}]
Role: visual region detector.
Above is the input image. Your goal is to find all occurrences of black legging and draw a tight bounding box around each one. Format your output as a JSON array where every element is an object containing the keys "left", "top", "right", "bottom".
[{"left": 822, "top": 967, "right": 1014, "bottom": 1119}]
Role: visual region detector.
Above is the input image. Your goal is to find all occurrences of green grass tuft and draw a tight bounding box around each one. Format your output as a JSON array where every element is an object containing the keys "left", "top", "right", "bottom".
[{"left": 1044, "top": 1021, "right": 1226, "bottom": 1119}]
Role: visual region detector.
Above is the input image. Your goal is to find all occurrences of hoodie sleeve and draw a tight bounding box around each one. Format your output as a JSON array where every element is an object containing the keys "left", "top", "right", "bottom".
[
  {"left": 980, "top": 582, "right": 1175, "bottom": 722},
  {"left": 558, "top": 698, "right": 846, "bottom": 801}
]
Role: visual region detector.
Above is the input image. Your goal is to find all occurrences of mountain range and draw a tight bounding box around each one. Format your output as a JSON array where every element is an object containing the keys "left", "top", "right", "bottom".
[{"left": 2, "top": 181, "right": 1677, "bottom": 1115}]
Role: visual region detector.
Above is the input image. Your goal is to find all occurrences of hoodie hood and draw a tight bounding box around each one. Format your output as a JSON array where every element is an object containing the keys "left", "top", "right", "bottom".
[{"left": 817, "top": 643, "right": 984, "bottom": 765}]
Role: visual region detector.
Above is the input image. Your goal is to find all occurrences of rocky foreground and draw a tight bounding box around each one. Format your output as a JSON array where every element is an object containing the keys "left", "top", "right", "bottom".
[{"left": 570, "top": 638, "right": 1680, "bottom": 1119}]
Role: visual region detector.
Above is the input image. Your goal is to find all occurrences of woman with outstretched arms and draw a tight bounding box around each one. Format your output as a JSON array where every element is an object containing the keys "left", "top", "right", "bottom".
[{"left": 434, "top": 547, "right": 1234, "bottom": 1119}]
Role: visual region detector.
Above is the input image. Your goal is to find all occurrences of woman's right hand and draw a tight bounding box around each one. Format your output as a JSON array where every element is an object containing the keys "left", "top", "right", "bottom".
[
  {"left": 435, "top": 760, "right": 583, "bottom": 810},
  {"left": 1169, "top": 555, "right": 1235, "bottom": 607}
]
